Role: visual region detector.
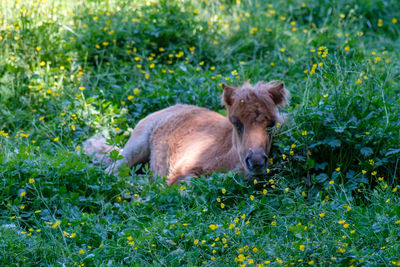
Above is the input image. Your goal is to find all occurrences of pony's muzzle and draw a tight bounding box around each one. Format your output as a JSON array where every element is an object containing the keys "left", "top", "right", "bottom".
[{"left": 245, "top": 148, "right": 268, "bottom": 174}]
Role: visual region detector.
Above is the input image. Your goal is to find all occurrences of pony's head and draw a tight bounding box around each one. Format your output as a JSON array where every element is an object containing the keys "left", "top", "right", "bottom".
[{"left": 222, "top": 81, "right": 289, "bottom": 176}]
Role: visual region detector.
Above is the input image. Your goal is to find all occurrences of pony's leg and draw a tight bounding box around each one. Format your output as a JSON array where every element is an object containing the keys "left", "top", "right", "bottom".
[
  {"left": 167, "top": 160, "right": 201, "bottom": 185},
  {"left": 107, "top": 119, "right": 152, "bottom": 175},
  {"left": 83, "top": 135, "right": 119, "bottom": 166}
]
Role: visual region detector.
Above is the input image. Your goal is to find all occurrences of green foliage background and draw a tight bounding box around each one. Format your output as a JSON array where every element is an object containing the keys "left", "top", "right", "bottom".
[{"left": 0, "top": 0, "right": 399, "bottom": 266}]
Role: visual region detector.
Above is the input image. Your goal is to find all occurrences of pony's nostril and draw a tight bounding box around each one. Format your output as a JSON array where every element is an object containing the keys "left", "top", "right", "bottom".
[
  {"left": 245, "top": 156, "right": 252, "bottom": 169},
  {"left": 245, "top": 150, "right": 268, "bottom": 172}
]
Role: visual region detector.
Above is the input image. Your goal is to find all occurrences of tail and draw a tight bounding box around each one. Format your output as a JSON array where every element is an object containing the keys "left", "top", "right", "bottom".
[{"left": 82, "top": 135, "right": 120, "bottom": 166}]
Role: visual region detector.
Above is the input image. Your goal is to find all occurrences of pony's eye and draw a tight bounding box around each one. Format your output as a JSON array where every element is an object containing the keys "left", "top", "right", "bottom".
[{"left": 231, "top": 116, "right": 244, "bottom": 136}]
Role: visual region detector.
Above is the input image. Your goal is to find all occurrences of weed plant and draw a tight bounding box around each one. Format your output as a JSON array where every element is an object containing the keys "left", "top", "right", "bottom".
[{"left": 0, "top": 0, "right": 399, "bottom": 265}]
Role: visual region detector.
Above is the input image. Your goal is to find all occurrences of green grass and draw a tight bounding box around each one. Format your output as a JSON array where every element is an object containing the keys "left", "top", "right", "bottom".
[{"left": 1, "top": 0, "right": 400, "bottom": 266}]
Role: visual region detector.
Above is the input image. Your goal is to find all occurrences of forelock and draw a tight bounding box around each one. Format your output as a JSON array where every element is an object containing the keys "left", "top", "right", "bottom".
[{"left": 228, "top": 83, "right": 276, "bottom": 123}]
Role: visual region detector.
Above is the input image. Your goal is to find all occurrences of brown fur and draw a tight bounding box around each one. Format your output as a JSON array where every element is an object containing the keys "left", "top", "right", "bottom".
[{"left": 83, "top": 81, "right": 289, "bottom": 185}]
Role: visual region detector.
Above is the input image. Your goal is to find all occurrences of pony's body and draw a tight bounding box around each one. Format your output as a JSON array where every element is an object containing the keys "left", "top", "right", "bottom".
[
  {"left": 140, "top": 104, "right": 241, "bottom": 184},
  {"left": 83, "top": 81, "right": 289, "bottom": 185}
]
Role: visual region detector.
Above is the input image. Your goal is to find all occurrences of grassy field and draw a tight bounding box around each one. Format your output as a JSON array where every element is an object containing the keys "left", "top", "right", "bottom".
[{"left": 1, "top": 0, "right": 400, "bottom": 266}]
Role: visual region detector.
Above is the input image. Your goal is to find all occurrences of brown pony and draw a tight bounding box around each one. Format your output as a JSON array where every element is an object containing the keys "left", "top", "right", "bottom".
[{"left": 83, "top": 81, "right": 289, "bottom": 185}]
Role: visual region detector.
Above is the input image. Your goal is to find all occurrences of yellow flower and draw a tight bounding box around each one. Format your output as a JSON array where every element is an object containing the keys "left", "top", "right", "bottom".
[
  {"left": 20, "top": 191, "right": 26, "bottom": 197},
  {"left": 179, "top": 186, "right": 186, "bottom": 191},
  {"left": 29, "top": 178, "right": 35, "bottom": 184},
  {"left": 20, "top": 205, "right": 25, "bottom": 210},
  {"left": 356, "top": 79, "right": 362, "bottom": 84},
  {"left": 280, "top": 48, "right": 285, "bottom": 52},
  {"left": 335, "top": 167, "right": 340, "bottom": 172},
  {"left": 282, "top": 154, "right": 286, "bottom": 160},
  {"left": 220, "top": 203, "right": 225, "bottom": 209},
  {"left": 250, "top": 195, "right": 254, "bottom": 201},
  {"left": 20, "top": 133, "right": 29, "bottom": 138},
  {"left": 237, "top": 254, "right": 245, "bottom": 262},
  {"left": 249, "top": 27, "right": 258, "bottom": 34},
  {"left": 271, "top": 221, "right": 277, "bottom": 226},
  {"left": 229, "top": 223, "right": 235, "bottom": 229},
  {"left": 263, "top": 189, "right": 268, "bottom": 195},
  {"left": 79, "top": 249, "right": 85, "bottom": 254},
  {"left": 194, "top": 239, "right": 199, "bottom": 245},
  {"left": 299, "top": 244, "right": 305, "bottom": 251},
  {"left": 344, "top": 46, "right": 350, "bottom": 52},
  {"left": 362, "top": 170, "right": 367, "bottom": 174},
  {"left": 329, "top": 180, "right": 334, "bottom": 185},
  {"left": 343, "top": 223, "right": 349, "bottom": 228},
  {"left": 36, "top": 46, "right": 41, "bottom": 51},
  {"left": 338, "top": 220, "right": 346, "bottom": 224},
  {"left": 319, "top": 213, "right": 325, "bottom": 218},
  {"left": 308, "top": 260, "right": 314, "bottom": 265},
  {"left": 128, "top": 95, "right": 134, "bottom": 100},
  {"left": 221, "top": 188, "right": 226, "bottom": 194},
  {"left": 53, "top": 137, "right": 59, "bottom": 142},
  {"left": 285, "top": 188, "right": 289, "bottom": 193},
  {"left": 52, "top": 221, "right": 61, "bottom": 229},
  {"left": 209, "top": 224, "right": 218, "bottom": 230},
  {"left": 392, "top": 18, "right": 398, "bottom": 24},
  {"left": 70, "top": 233, "right": 76, "bottom": 238}
]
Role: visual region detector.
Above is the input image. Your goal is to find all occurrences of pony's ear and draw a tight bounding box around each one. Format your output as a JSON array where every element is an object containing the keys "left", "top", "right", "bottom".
[
  {"left": 222, "top": 83, "right": 236, "bottom": 106},
  {"left": 268, "top": 82, "right": 289, "bottom": 107}
]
